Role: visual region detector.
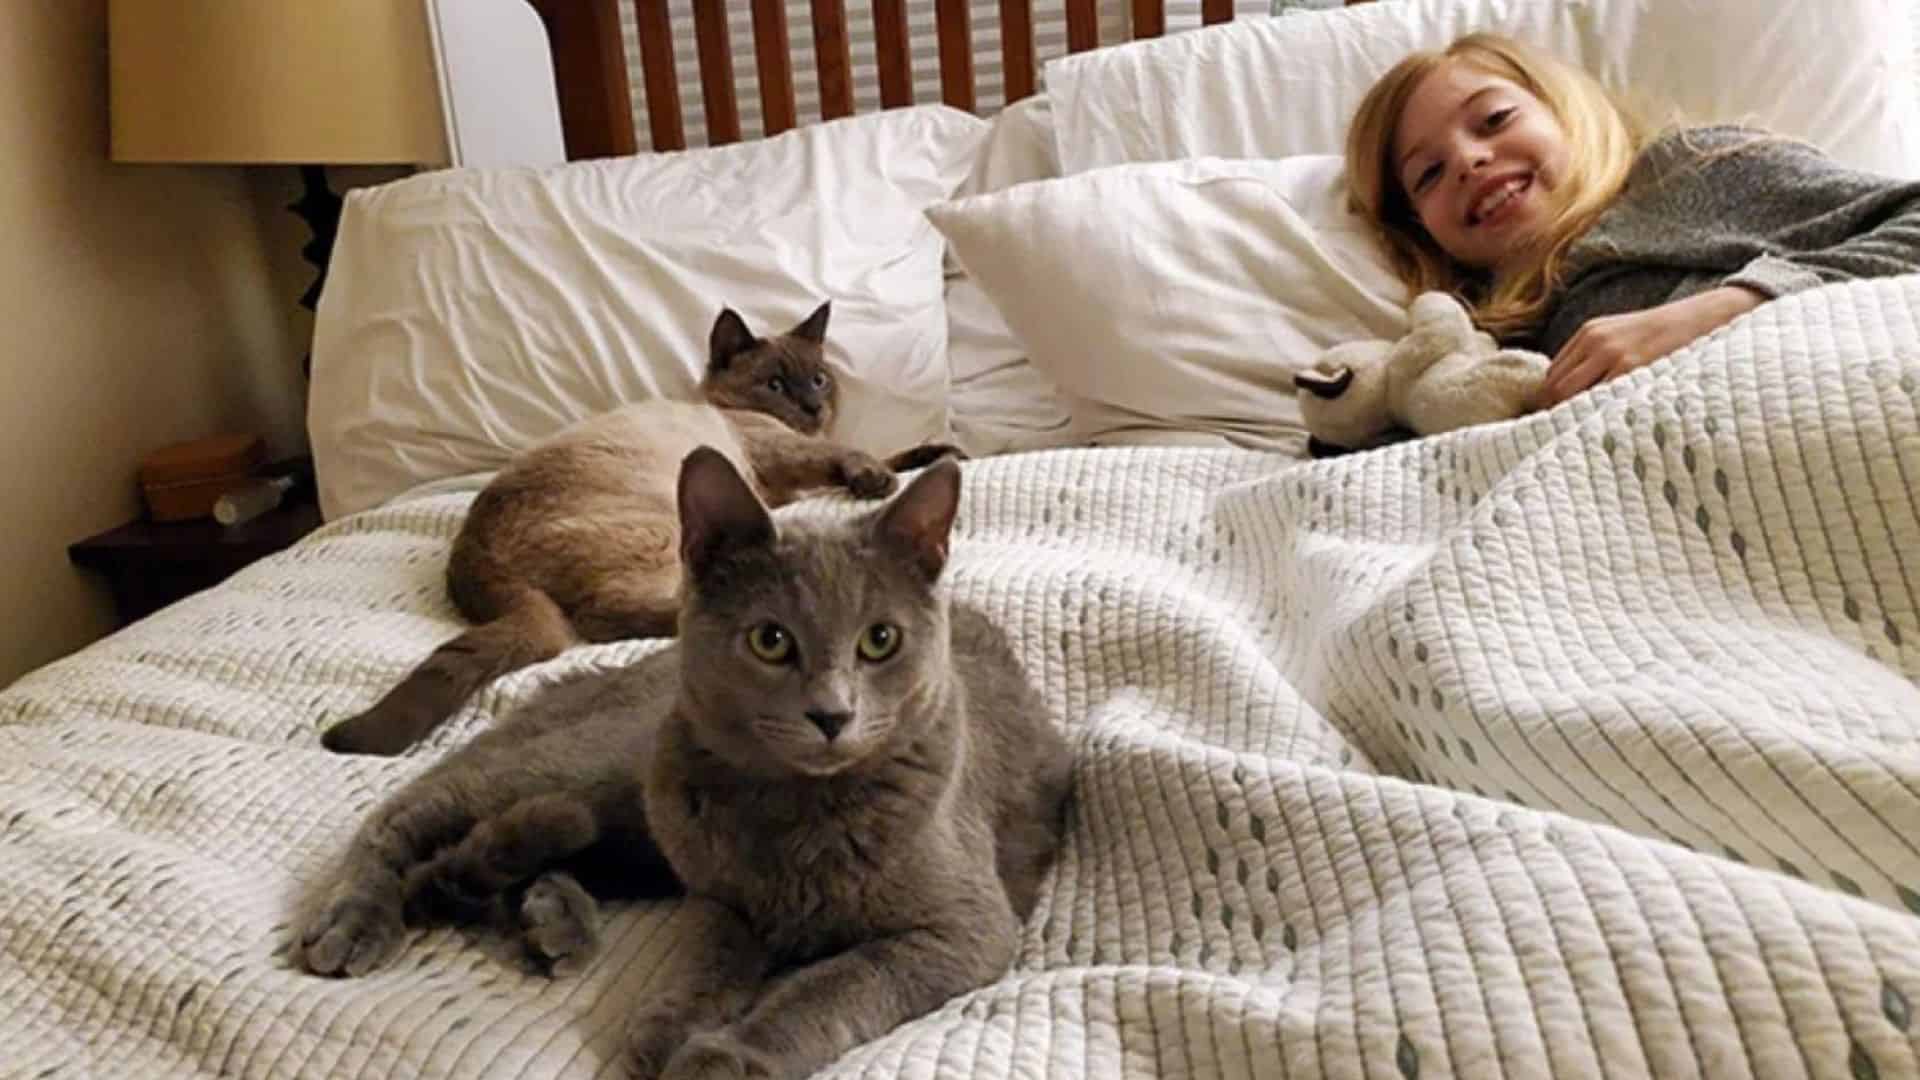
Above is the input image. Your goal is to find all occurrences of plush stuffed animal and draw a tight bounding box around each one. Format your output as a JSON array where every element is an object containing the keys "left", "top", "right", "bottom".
[{"left": 1293, "top": 291, "right": 1549, "bottom": 455}]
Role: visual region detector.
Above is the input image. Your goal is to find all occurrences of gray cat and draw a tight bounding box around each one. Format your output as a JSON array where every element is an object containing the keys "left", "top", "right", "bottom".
[{"left": 296, "top": 449, "right": 1075, "bottom": 1080}]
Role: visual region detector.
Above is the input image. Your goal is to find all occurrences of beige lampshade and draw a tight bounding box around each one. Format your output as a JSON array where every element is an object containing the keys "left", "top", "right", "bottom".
[{"left": 109, "top": 1, "right": 450, "bottom": 165}]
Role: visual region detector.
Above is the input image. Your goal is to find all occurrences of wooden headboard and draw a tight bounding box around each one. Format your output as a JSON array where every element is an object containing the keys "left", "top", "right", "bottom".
[{"left": 525, "top": 0, "right": 1374, "bottom": 159}]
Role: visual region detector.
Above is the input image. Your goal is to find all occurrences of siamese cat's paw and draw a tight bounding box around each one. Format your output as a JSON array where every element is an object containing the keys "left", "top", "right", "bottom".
[
  {"left": 658, "top": 1029, "right": 774, "bottom": 1080},
  {"left": 519, "top": 871, "right": 601, "bottom": 976},
  {"left": 884, "top": 442, "right": 968, "bottom": 471},
  {"left": 299, "top": 885, "right": 406, "bottom": 977},
  {"left": 835, "top": 452, "right": 898, "bottom": 499}
]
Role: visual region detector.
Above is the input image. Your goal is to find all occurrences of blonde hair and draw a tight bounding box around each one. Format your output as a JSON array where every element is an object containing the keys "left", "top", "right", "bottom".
[{"left": 1345, "top": 33, "right": 1648, "bottom": 338}]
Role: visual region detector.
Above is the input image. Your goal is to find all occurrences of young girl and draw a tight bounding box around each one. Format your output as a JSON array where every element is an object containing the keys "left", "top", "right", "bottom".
[{"left": 1346, "top": 32, "right": 1920, "bottom": 409}]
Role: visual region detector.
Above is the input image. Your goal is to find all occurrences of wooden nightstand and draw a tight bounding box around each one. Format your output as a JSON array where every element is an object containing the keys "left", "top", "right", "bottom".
[{"left": 69, "top": 478, "right": 324, "bottom": 626}]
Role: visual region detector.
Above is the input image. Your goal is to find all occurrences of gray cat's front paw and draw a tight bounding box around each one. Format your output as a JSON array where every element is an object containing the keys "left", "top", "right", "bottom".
[
  {"left": 659, "top": 1030, "right": 774, "bottom": 1080},
  {"left": 519, "top": 872, "right": 600, "bottom": 976},
  {"left": 402, "top": 854, "right": 496, "bottom": 926},
  {"left": 299, "top": 888, "right": 406, "bottom": 977},
  {"left": 836, "top": 454, "right": 898, "bottom": 499}
]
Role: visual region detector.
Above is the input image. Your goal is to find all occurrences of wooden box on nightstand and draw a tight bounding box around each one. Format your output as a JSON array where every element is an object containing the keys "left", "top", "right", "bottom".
[{"left": 69, "top": 467, "right": 323, "bottom": 627}]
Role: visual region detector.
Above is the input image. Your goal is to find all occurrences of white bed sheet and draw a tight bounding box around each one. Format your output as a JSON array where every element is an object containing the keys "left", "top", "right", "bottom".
[{"left": 4, "top": 274, "right": 1920, "bottom": 1078}]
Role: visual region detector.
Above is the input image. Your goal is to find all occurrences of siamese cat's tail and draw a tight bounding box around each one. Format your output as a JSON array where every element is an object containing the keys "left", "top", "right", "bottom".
[{"left": 319, "top": 584, "right": 579, "bottom": 756}]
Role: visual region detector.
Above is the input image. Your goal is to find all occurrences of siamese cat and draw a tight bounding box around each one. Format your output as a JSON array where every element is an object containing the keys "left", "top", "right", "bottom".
[
  {"left": 298, "top": 450, "right": 1074, "bottom": 1080},
  {"left": 322, "top": 302, "right": 956, "bottom": 757}
]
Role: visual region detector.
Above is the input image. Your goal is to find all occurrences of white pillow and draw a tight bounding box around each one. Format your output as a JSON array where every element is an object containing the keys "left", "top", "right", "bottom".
[
  {"left": 955, "top": 92, "right": 1060, "bottom": 200},
  {"left": 928, "top": 155, "right": 1412, "bottom": 450},
  {"left": 1046, "top": 0, "right": 1920, "bottom": 179},
  {"left": 309, "top": 105, "right": 988, "bottom": 519},
  {"left": 947, "top": 93, "right": 1062, "bottom": 383},
  {"left": 940, "top": 92, "right": 1075, "bottom": 449}
]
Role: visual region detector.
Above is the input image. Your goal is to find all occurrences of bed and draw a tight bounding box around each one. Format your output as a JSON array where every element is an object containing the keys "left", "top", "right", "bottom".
[{"left": 7, "top": 0, "right": 1920, "bottom": 1076}]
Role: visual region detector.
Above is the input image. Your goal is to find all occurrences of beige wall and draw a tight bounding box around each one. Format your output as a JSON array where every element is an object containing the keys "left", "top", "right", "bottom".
[{"left": 0, "top": 1, "right": 312, "bottom": 685}]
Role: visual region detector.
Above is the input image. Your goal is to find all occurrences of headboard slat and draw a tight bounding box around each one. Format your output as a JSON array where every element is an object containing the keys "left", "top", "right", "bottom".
[
  {"left": 631, "top": 0, "right": 686, "bottom": 151},
  {"left": 752, "top": 0, "right": 800, "bottom": 135},
  {"left": 871, "top": 0, "right": 916, "bottom": 108},
  {"left": 1132, "top": 0, "right": 1166, "bottom": 40},
  {"left": 934, "top": 0, "right": 977, "bottom": 111},
  {"left": 1064, "top": 0, "right": 1098, "bottom": 52},
  {"left": 527, "top": 0, "right": 637, "bottom": 159},
  {"left": 545, "top": 0, "right": 1386, "bottom": 158},
  {"left": 999, "top": 0, "right": 1037, "bottom": 101},
  {"left": 691, "top": 0, "right": 743, "bottom": 144},
  {"left": 810, "top": 0, "right": 857, "bottom": 119}
]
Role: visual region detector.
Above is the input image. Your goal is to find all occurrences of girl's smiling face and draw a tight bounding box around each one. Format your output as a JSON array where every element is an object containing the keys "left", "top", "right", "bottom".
[{"left": 1392, "top": 60, "right": 1572, "bottom": 271}]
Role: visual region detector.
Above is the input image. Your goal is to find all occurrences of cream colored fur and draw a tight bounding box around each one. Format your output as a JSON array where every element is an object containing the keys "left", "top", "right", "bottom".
[{"left": 1294, "top": 291, "right": 1548, "bottom": 452}]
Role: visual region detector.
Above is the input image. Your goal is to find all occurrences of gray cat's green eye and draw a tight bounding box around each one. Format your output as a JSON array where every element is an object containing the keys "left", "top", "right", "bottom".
[
  {"left": 857, "top": 623, "right": 901, "bottom": 662},
  {"left": 748, "top": 623, "right": 794, "bottom": 664}
]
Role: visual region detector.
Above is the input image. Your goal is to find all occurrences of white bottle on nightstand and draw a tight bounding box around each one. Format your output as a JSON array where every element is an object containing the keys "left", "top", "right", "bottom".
[{"left": 213, "top": 475, "right": 295, "bottom": 527}]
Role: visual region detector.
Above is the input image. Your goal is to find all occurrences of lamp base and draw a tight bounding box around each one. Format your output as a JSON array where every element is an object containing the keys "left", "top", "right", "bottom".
[
  {"left": 288, "top": 164, "right": 342, "bottom": 314},
  {"left": 287, "top": 165, "right": 343, "bottom": 380}
]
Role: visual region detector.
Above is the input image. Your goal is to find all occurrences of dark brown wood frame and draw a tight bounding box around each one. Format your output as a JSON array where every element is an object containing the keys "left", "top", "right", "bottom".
[{"left": 526, "top": 0, "right": 1374, "bottom": 159}]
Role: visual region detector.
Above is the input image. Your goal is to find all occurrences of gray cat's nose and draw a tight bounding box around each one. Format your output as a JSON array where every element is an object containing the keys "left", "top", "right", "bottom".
[{"left": 805, "top": 709, "right": 851, "bottom": 741}]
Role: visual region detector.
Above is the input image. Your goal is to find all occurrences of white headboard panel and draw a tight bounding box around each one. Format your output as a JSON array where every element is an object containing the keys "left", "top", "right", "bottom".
[{"left": 426, "top": 0, "right": 569, "bottom": 167}]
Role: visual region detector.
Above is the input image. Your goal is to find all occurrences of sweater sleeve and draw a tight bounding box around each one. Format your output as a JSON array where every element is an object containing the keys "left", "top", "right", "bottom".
[{"left": 1597, "top": 127, "right": 1920, "bottom": 300}]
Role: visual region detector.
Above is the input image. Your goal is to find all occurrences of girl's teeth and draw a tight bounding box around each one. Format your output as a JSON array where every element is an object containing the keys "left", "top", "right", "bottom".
[{"left": 1473, "top": 178, "right": 1524, "bottom": 224}]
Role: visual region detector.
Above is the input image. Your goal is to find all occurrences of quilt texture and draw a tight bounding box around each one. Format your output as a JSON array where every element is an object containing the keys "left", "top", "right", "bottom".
[{"left": 3, "top": 274, "right": 1920, "bottom": 1078}]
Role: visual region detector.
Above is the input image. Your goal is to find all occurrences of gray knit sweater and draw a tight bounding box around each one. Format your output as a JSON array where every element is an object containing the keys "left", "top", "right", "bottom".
[{"left": 1526, "top": 125, "right": 1920, "bottom": 356}]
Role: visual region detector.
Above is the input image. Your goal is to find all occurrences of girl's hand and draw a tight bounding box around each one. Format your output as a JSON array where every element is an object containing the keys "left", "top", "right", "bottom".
[{"left": 1534, "top": 285, "right": 1766, "bottom": 409}]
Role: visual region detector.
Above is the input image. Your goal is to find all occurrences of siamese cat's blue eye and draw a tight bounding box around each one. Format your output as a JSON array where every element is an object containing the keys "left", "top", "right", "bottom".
[
  {"left": 766, "top": 376, "right": 786, "bottom": 394},
  {"left": 748, "top": 622, "right": 795, "bottom": 664},
  {"left": 810, "top": 373, "right": 828, "bottom": 390},
  {"left": 857, "top": 623, "right": 901, "bottom": 662}
]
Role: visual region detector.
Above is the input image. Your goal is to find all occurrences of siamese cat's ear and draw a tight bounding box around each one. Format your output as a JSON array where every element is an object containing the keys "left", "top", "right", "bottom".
[
  {"left": 709, "top": 308, "right": 758, "bottom": 373},
  {"left": 789, "top": 300, "right": 831, "bottom": 346},
  {"left": 873, "top": 458, "right": 961, "bottom": 581},
  {"left": 678, "top": 446, "right": 775, "bottom": 579}
]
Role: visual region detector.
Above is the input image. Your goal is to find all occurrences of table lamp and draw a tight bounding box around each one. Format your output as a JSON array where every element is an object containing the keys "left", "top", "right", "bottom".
[{"left": 107, "top": 1, "right": 453, "bottom": 316}]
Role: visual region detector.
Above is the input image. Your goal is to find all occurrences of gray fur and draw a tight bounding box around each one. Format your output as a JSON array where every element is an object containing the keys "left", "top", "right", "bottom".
[{"left": 295, "top": 455, "right": 1073, "bottom": 1080}]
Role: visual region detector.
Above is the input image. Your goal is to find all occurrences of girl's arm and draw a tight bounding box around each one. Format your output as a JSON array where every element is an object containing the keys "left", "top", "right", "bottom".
[
  {"left": 1535, "top": 128, "right": 1920, "bottom": 407},
  {"left": 1535, "top": 285, "right": 1766, "bottom": 409}
]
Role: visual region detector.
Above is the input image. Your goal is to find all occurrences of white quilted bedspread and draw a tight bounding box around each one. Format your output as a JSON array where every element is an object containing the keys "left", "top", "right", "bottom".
[{"left": 5, "top": 275, "right": 1920, "bottom": 1078}]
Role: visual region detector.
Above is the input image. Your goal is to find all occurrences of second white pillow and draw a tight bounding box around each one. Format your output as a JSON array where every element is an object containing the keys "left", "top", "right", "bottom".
[
  {"left": 928, "top": 155, "right": 1411, "bottom": 451},
  {"left": 1045, "top": 0, "right": 1920, "bottom": 180}
]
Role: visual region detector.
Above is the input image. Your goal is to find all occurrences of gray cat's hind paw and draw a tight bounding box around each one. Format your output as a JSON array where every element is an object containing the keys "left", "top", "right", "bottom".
[
  {"left": 298, "top": 893, "right": 406, "bottom": 977},
  {"left": 659, "top": 1030, "right": 772, "bottom": 1080},
  {"left": 519, "top": 872, "right": 601, "bottom": 976}
]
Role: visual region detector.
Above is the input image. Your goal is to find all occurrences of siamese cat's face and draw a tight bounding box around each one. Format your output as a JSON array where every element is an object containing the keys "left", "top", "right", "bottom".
[
  {"left": 673, "top": 448, "right": 960, "bottom": 778},
  {"left": 700, "top": 301, "right": 840, "bottom": 436}
]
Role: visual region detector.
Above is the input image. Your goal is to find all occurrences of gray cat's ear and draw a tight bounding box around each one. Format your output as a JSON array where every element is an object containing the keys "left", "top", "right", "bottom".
[
  {"left": 873, "top": 458, "right": 961, "bottom": 581},
  {"left": 789, "top": 300, "right": 831, "bottom": 346},
  {"left": 709, "top": 308, "right": 758, "bottom": 373},
  {"left": 678, "top": 446, "right": 775, "bottom": 579}
]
